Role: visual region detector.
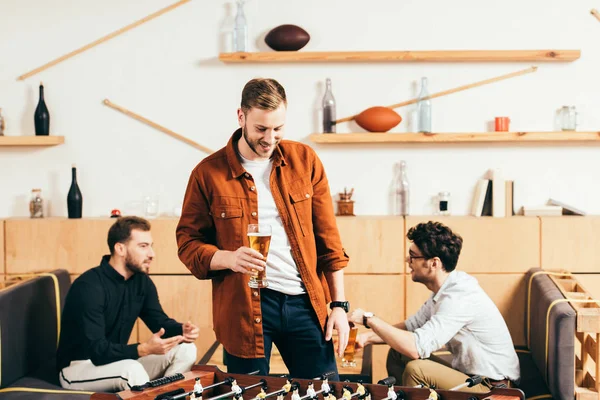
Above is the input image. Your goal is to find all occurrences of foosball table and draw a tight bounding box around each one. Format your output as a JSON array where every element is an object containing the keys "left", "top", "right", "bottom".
[{"left": 90, "top": 365, "right": 525, "bottom": 400}]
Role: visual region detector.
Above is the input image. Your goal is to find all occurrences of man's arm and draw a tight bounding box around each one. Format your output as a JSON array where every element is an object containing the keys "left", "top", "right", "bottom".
[
  {"left": 349, "top": 309, "right": 419, "bottom": 359},
  {"left": 74, "top": 282, "right": 140, "bottom": 365},
  {"left": 176, "top": 171, "right": 221, "bottom": 279},
  {"left": 310, "top": 151, "right": 349, "bottom": 273}
]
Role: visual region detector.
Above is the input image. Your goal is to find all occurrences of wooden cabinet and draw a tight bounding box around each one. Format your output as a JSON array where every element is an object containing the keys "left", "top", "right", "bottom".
[
  {"left": 337, "top": 217, "right": 404, "bottom": 274},
  {"left": 541, "top": 216, "right": 600, "bottom": 273}
]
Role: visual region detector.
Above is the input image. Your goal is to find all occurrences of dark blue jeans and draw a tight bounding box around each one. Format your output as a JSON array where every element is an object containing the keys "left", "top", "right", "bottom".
[{"left": 225, "top": 288, "right": 339, "bottom": 380}]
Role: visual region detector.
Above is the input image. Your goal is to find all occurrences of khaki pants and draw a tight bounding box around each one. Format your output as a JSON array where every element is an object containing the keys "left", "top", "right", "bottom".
[
  {"left": 386, "top": 349, "right": 492, "bottom": 393},
  {"left": 59, "top": 343, "right": 197, "bottom": 393}
]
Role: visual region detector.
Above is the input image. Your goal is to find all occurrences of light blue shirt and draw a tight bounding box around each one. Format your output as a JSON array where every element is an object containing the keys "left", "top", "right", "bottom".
[{"left": 405, "top": 271, "right": 520, "bottom": 382}]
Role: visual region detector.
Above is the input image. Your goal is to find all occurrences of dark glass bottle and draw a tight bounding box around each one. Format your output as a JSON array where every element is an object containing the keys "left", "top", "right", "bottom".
[
  {"left": 322, "top": 78, "right": 336, "bottom": 133},
  {"left": 34, "top": 82, "right": 50, "bottom": 136},
  {"left": 67, "top": 164, "right": 83, "bottom": 218}
]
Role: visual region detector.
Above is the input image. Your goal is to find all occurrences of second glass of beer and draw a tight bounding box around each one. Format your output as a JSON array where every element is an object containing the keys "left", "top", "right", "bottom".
[
  {"left": 342, "top": 321, "right": 358, "bottom": 367},
  {"left": 247, "top": 224, "right": 271, "bottom": 289}
]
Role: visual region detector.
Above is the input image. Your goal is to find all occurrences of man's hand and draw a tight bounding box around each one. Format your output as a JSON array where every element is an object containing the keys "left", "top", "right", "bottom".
[
  {"left": 355, "top": 332, "right": 370, "bottom": 351},
  {"left": 348, "top": 308, "right": 366, "bottom": 326},
  {"left": 224, "top": 247, "right": 266, "bottom": 275},
  {"left": 182, "top": 321, "right": 199, "bottom": 343},
  {"left": 325, "top": 308, "right": 350, "bottom": 358},
  {"left": 138, "top": 328, "right": 183, "bottom": 357}
]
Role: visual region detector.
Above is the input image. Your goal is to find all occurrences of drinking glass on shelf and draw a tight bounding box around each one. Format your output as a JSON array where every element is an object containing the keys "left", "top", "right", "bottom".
[{"left": 247, "top": 224, "right": 271, "bottom": 289}]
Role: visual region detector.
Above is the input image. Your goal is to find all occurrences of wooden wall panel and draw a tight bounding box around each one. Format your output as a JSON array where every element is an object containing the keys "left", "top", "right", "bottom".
[
  {"left": 337, "top": 217, "right": 404, "bottom": 274},
  {"left": 138, "top": 276, "right": 215, "bottom": 363},
  {"left": 345, "top": 275, "right": 404, "bottom": 323},
  {"left": 0, "top": 220, "right": 4, "bottom": 274},
  {"left": 405, "top": 217, "right": 540, "bottom": 273},
  {"left": 5, "top": 218, "right": 114, "bottom": 274},
  {"left": 4, "top": 218, "right": 187, "bottom": 274},
  {"left": 405, "top": 273, "right": 526, "bottom": 346},
  {"left": 574, "top": 274, "right": 600, "bottom": 300},
  {"left": 541, "top": 217, "right": 600, "bottom": 273}
]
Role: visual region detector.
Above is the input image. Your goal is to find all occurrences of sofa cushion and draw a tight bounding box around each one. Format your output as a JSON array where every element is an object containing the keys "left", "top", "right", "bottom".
[
  {"left": 0, "top": 270, "right": 71, "bottom": 388},
  {"left": 0, "top": 376, "right": 92, "bottom": 399},
  {"left": 526, "top": 268, "right": 576, "bottom": 400}
]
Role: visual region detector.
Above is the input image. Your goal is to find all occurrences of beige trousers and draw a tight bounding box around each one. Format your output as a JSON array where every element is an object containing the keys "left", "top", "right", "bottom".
[
  {"left": 386, "top": 349, "right": 493, "bottom": 393},
  {"left": 59, "top": 343, "right": 197, "bottom": 393}
]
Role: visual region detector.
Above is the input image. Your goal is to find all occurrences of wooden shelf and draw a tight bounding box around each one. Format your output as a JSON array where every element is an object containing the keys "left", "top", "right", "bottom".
[
  {"left": 0, "top": 136, "right": 64, "bottom": 146},
  {"left": 309, "top": 132, "right": 600, "bottom": 144},
  {"left": 219, "top": 50, "right": 581, "bottom": 63}
]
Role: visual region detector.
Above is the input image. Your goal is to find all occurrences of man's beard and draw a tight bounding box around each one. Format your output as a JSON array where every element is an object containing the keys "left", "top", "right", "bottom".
[
  {"left": 125, "top": 254, "right": 149, "bottom": 275},
  {"left": 243, "top": 125, "right": 276, "bottom": 158}
]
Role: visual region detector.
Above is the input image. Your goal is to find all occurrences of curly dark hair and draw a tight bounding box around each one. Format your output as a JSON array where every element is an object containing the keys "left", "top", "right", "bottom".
[{"left": 406, "top": 221, "right": 463, "bottom": 272}]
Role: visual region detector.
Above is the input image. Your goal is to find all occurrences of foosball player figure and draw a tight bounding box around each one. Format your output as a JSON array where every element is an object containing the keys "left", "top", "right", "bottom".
[
  {"left": 256, "top": 386, "right": 268, "bottom": 399},
  {"left": 386, "top": 383, "right": 397, "bottom": 400},
  {"left": 282, "top": 379, "right": 292, "bottom": 393},
  {"left": 342, "top": 387, "right": 352, "bottom": 400},
  {"left": 320, "top": 377, "right": 331, "bottom": 394},
  {"left": 232, "top": 379, "right": 243, "bottom": 395},
  {"left": 428, "top": 389, "right": 438, "bottom": 400},
  {"left": 194, "top": 377, "right": 204, "bottom": 394},
  {"left": 306, "top": 382, "right": 317, "bottom": 398},
  {"left": 356, "top": 381, "right": 366, "bottom": 397},
  {"left": 291, "top": 385, "right": 301, "bottom": 400}
]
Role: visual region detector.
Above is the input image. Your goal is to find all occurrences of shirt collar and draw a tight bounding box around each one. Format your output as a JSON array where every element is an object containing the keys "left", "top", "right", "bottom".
[
  {"left": 432, "top": 270, "right": 457, "bottom": 303},
  {"left": 100, "top": 255, "right": 126, "bottom": 282},
  {"left": 225, "top": 128, "right": 286, "bottom": 179}
]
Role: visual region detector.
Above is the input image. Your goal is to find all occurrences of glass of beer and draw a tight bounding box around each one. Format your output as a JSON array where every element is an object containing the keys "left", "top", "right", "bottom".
[
  {"left": 247, "top": 224, "right": 271, "bottom": 289},
  {"left": 342, "top": 322, "right": 358, "bottom": 367}
]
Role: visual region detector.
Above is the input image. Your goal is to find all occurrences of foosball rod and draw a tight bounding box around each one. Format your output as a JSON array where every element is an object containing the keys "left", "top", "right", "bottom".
[
  {"left": 208, "top": 379, "right": 267, "bottom": 400},
  {"left": 449, "top": 375, "right": 482, "bottom": 391}
]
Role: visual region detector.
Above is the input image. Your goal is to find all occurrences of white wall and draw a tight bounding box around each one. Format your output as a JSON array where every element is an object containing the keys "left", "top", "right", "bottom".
[{"left": 1, "top": 0, "right": 599, "bottom": 218}]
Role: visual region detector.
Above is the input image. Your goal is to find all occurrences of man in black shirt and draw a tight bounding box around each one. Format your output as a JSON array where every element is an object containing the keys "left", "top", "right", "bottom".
[{"left": 57, "top": 216, "right": 200, "bottom": 392}]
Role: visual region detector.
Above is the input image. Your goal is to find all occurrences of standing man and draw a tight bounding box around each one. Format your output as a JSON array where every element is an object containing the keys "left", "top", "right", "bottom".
[
  {"left": 57, "top": 216, "right": 199, "bottom": 392},
  {"left": 348, "top": 221, "right": 520, "bottom": 392},
  {"left": 177, "top": 78, "right": 349, "bottom": 379}
]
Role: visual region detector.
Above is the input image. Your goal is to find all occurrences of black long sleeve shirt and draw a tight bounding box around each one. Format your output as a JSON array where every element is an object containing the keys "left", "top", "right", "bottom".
[{"left": 57, "top": 255, "right": 182, "bottom": 371}]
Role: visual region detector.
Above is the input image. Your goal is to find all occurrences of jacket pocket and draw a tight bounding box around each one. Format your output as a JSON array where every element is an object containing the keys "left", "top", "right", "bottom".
[
  {"left": 211, "top": 202, "right": 243, "bottom": 249},
  {"left": 289, "top": 185, "right": 313, "bottom": 237}
]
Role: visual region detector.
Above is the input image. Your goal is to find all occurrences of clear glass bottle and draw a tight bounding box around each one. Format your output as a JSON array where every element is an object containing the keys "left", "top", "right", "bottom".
[
  {"left": 322, "top": 78, "right": 336, "bottom": 133},
  {"left": 394, "top": 161, "right": 410, "bottom": 216},
  {"left": 438, "top": 192, "right": 451, "bottom": 215},
  {"left": 559, "top": 105, "right": 578, "bottom": 131},
  {"left": 232, "top": 0, "right": 248, "bottom": 52},
  {"left": 0, "top": 108, "right": 5, "bottom": 136},
  {"left": 417, "top": 77, "right": 432, "bottom": 133},
  {"left": 29, "top": 189, "right": 44, "bottom": 218}
]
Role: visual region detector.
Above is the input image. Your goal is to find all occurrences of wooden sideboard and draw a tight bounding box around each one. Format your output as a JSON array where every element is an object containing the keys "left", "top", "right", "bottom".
[{"left": 2, "top": 215, "right": 599, "bottom": 382}]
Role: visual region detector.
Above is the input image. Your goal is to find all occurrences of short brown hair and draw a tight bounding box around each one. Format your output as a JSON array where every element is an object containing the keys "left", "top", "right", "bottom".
[
  {"left": 107, "top": 216, "right": 151, "bottom": 255},
  {"left": 407, "top": 221, "right": 463, "bottom": 272},
  {"left": 240, "top": 78, "right": 287, "bottom": 114}
]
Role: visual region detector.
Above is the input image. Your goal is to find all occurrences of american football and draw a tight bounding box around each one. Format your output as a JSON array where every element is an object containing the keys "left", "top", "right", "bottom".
[
  {"left": 264, "top": 24, "right": 310, "bottom": 51},
  {"left": 355, "top": 106, "right": 402, "bottom": 132}
]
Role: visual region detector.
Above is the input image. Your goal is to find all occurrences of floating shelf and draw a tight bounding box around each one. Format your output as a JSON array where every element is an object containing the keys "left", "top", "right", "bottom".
[
  {"left": 0, "top": 136, "right": 65, "bottom": 146},
  {"left": 219, "top": 50, "right": 581, "bottom": 63},
  {"left": 308, "top": 132, "right": 600, "bottom": 144}
]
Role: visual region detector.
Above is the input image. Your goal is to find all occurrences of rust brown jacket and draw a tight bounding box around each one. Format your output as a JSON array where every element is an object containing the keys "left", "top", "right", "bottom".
[{"left": 176, "top": 129, "right": 349, "bottom": 358}]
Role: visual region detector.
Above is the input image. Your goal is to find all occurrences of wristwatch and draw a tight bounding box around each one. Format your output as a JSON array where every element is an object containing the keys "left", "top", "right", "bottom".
[
  {"left": 363, "top": 311, "right": 374, "bottom": 329},
  {"left": 329, "top": 301, "right": 349, "bottom": 313}
]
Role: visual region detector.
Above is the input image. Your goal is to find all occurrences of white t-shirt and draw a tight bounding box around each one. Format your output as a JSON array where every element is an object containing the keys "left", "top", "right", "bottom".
[{"left": 240, "top": 155, "right": 305, "bottom": 295}]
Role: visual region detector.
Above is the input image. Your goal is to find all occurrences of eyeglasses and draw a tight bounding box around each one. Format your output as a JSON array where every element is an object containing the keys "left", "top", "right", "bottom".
[{"left": 406, "top": 255, "right": 427, "bottom": 263}]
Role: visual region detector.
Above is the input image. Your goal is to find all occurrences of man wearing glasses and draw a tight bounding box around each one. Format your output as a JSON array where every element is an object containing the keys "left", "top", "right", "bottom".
[{"left": 348, "top": 221, "right": 520, "bottom": 392}]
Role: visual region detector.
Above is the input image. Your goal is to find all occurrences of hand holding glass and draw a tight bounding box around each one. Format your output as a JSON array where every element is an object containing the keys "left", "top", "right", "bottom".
[{"left": 247, "top": 224, "right": 271, "bottom": 289}]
